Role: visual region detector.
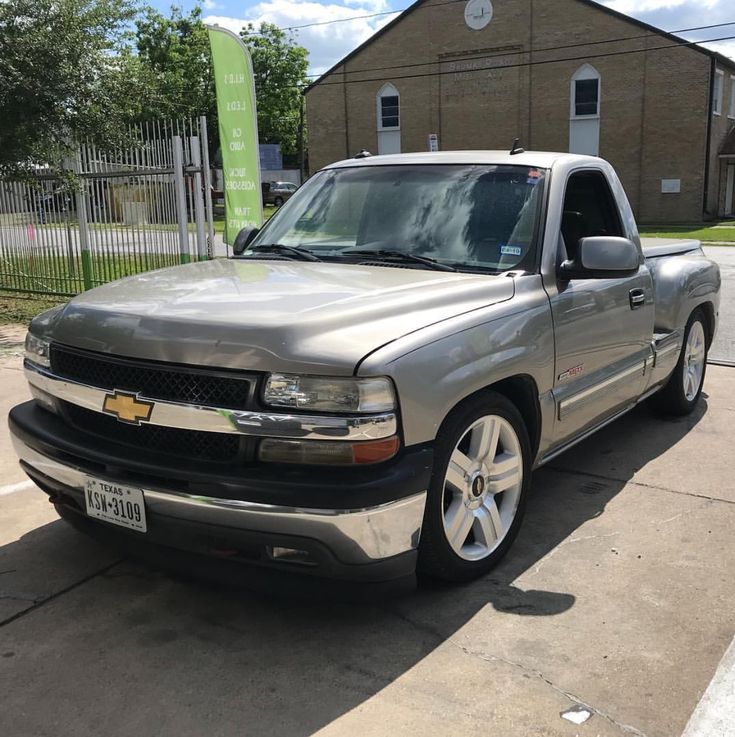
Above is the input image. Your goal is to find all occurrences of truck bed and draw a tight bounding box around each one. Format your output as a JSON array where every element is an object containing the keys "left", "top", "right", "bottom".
[{"left": 641, "top": 237, "right": 702, "bottom": 259}]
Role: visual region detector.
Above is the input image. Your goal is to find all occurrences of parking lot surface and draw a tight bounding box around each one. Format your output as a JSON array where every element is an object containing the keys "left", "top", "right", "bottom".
[{"left": 1, "top": 327, "right": 734, "bottom": 737}]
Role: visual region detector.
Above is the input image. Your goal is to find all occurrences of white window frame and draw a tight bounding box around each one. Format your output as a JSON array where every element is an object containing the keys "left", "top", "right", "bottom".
[
  {"left": 376, "top": 83, "right": 400, "bottom": 132},
  {"left": 729, "top": 75, "right": 735, "bottom": 120},
  {"left": 713, "top": 69, "right": 724, "bottom": 116},
  {"left": 570, "top": 64, "right": 601, "bottom": 119}
]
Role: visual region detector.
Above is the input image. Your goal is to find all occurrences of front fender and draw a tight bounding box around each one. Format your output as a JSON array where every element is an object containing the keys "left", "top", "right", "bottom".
[{"left": 358, "top": 277, "right": 555, "bottom": 447}]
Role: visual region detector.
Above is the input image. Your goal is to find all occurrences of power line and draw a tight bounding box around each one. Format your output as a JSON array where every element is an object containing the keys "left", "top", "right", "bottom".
[
  {"left": 304, "top": 31, "right": 735, "bottom": 90},
  {"left": 303, "top": 20, "right": 735, "bottom": 79},
  {"left": 240, "top": 0, "right": 463, "bottom": 35}
]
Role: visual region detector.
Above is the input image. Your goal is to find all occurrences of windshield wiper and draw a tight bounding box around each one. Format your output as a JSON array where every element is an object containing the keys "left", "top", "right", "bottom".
[
  {"left": 247, "top": 244, "right": 322, "bottom": 262},
  {"left": 342, "top": 249, "right": 457, "bottom": 272}
]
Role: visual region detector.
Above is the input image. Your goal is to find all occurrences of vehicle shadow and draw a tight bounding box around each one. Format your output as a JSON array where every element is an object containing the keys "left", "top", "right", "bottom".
[{"left": 0, "top": 399, "right": 708, "bottom": 737}]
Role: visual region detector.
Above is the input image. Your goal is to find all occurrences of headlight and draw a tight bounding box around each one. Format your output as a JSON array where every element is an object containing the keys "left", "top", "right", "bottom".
[
  {"left": 24, "top": 333, "right": 51, "bottom": 368},
  {"left": 263, "top": 374, "right": 395, "bottom": 413}
]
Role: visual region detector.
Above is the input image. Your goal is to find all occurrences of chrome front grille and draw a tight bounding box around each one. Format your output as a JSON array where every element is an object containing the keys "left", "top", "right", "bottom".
[{"left": 61, "top": 402, "right": 244, "bottom": 463}]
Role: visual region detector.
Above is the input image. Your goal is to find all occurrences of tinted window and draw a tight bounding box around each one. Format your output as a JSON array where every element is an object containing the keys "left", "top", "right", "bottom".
[{"left": 561, "top": 170, "right": 623, "bottom": 258}]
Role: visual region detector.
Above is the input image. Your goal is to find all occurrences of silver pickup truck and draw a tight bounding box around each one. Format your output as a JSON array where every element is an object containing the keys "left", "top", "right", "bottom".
[{"left": 10, "top": 151, "right": 721, "bottom": 586}]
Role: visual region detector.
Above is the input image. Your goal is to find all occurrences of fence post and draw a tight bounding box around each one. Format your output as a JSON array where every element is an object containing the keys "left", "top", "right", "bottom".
[
  {"left": 199, "top": 116, "right": 216, "bottom": 259},
  {"left": 172, "top": 135, "right": 191, "bottom": 264},
  {"left": 74, "top": 154, "right": 94, "bottom": 291},
  {"left": 190, "top": 136, "right": 208, "bottom": 261}
]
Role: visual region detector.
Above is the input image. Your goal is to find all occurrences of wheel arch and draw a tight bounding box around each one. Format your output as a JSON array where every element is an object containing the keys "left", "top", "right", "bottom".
[
  {"left": 438, "top": 374, "right": 542, "bottom": 460},
  {"left": 696, "top": 300, "right": 716, "bottom": 348}
]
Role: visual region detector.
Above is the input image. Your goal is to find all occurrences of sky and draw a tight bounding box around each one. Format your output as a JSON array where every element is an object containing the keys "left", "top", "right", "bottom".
[{"left": 156, "top": 0, "right": 735, "bottom": 77}]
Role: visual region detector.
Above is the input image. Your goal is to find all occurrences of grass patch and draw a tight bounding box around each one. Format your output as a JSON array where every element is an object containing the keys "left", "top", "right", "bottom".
[
  {"left": 0, "top": 295, "right": 67, "bottom": 326},
  {"left": 639, "top": 225, "right": 735, "bottom": 243},
  {"left": 1, "top": 251, "right": 185, "bottom": 296}
]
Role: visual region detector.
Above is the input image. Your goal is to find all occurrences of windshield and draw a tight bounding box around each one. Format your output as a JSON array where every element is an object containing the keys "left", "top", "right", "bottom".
[{"left": 248, "top": 164, "right": 547, "bottom": 272}]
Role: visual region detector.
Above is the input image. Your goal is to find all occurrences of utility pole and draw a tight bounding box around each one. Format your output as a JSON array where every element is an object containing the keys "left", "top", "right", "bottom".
[{"left": 298, "top": 93, "right": 306, "bottom": 183}]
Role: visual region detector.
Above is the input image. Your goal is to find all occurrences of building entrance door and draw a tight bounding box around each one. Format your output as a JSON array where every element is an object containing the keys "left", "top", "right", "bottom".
[{"left": 726, "top": 164, "right": 735, "bottom": 217}]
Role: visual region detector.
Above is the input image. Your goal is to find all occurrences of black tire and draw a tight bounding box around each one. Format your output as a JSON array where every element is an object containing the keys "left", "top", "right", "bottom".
[
  {"left": 274, "top": 196, "right": 284, "bottom": 207},
  {"left": 417, "top": 391, "right": 532, "bottom": 583},
  {"left": 649, "top": 307, "right": 708, "bottom": 417}
]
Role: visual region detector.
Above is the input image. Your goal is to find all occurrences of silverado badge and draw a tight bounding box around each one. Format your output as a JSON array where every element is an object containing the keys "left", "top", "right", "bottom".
[{"left": 102, "top": 391, "right": 154, "bottom": 425}]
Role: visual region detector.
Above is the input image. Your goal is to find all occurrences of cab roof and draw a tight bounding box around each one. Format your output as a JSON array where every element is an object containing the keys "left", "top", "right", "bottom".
[{"left": 323, "top": 150, "right": 601, "bottom": 171}]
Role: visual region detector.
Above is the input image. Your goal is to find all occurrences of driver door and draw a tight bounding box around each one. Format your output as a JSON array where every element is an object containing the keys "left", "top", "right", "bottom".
[{"left": 548, "top": 169, "right": 654, "bottom": 448}]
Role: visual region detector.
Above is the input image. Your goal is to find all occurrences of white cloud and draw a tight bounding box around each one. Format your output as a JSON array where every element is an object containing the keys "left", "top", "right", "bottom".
[
  {"left": 204, "top": 0, "right": 400, "bottom": 77},
  {"left": 600, "top": 0, "right": 735, "bottom": 60},
  {"left": 202, "top": 0, "right": 223, "bottom": 9}
]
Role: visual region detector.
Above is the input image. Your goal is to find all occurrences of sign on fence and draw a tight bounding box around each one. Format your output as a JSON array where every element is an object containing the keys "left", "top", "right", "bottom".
[{"left": 207, "top": 25, "right": 262, "bottom": 245}]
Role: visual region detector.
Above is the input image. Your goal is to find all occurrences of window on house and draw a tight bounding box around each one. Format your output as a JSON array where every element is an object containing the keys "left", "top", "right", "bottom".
[
  {"left": 730, "top": 76, "right": 735, "bottom": 119},
  {"left": 569, "top": 65, "right": 601, "bottom": 155},
  {"left": 714, "top": 69, "right": 724, "bottom": 115},
  {"left": 376, "top": 83, "right": 401, "bottom": 155},
  {"left": 378, "top": 87, "right": 400, "bottom": 130},
  {"left": 571, "top": 65, "right": 600, "bottom": 118},
  {"left": 574, "top": 79, "right": 600, "bottom": 116}
]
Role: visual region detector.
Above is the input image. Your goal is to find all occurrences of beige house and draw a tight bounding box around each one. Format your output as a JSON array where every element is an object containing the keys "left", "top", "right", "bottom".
[{"left": 305, "top": 0, "right": 735, "bottom": 222}]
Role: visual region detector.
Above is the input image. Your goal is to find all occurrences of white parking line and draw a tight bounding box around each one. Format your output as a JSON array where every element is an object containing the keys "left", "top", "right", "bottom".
[
  {"left": 682, "top": 636, "right": 735, "bottom": 737},
  {"left": 0, "top": 480, "right": 34, "bottom": 496}
]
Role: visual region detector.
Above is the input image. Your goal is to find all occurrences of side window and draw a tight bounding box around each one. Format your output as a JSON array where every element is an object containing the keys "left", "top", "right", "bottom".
[{"left": 561, "top": 170, "right": 623, "bottom": 260}]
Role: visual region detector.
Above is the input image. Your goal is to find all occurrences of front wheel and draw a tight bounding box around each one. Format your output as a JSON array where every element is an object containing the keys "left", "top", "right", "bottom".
[
  {"left": 274, "top": 196, "right": 284, "bottom": 207},
  {"left": 418, "top": 392, "right": 531, "bottom": 583},
  {"left": 650, "top": 308, "right": 708, "bottom": 416}
]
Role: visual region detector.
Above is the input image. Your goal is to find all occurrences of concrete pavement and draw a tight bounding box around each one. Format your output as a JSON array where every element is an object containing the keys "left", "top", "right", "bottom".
[{"left": 1, "top": 345, "right": 734, "bottom": 736}]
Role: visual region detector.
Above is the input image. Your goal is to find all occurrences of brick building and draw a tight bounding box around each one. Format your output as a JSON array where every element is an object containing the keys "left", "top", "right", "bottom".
[{"left": 305, "top": 0, "right": 735, "bottom": 222}]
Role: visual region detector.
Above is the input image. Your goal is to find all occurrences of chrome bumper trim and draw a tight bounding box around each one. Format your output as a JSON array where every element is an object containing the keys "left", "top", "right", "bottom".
[
  {"left": 12, "top": 436, "right": 426, "bottom": 565},
  {"left": 25, "top": 364, "right": 397, "bottom": 441}
]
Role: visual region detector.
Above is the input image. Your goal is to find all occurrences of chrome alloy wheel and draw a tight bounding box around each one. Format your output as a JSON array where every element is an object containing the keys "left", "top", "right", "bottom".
[
  {"left": 442, "top": 414, "right": 523, "bottom": 562},
  {"left": 683, "top": 320, "right": 706, "bottom": 402}
]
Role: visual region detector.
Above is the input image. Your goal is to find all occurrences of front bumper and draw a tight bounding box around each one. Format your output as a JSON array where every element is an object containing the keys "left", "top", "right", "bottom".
[{"left": 9, "top": 403, "right": 432, "bottom": 583}]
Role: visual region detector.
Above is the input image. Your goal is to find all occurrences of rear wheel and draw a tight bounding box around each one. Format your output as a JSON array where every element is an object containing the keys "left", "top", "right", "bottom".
[
  {"left": 418, "top": 392, "right": 531, "bottom": 583},
  {"left": 650, "top": 308, "right": 708, "bottom": 416},
  {"left": 274, "top": 196, "right": 284, "bottom": 207}
]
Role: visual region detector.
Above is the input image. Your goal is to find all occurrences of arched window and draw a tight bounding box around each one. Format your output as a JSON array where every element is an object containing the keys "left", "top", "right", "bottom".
[
  {"left": 569, "top": 65, "right": 601, "bottom": 156},
  {"left": 376, "top": 83, "right": 401, "bottom": 155}
]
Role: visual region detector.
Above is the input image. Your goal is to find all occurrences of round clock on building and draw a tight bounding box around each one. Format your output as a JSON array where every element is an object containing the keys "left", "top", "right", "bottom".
[{"left": 464, "top": 0, "right": 493, "bottom": 30}]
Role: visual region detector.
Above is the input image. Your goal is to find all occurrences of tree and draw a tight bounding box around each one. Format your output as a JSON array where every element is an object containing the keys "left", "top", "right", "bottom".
[
  {"left": 134, "top": 5, "right": 217, "bottom": 128},
  {"left": 0, "top": 0, "right": 142, "bottom": 176},
  {"left": 241, "top": 23, "right": 309, "bottom": 158}
]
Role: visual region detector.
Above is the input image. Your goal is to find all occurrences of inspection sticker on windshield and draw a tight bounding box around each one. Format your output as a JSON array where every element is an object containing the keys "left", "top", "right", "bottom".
[
  {"left": 85, "top": 477, "right": 147, "bottom": 533},
  {"left": 527, "top": 168, "right": 542, "bottom": 184},
  {"left": 500, "top": 245, "right": 523, "bottom": 257}
]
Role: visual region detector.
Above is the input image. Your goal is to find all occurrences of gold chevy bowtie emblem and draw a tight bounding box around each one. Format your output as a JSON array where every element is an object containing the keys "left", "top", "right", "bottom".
[{"left": 102, "top": 390, "right": 154, "bottom": 425}]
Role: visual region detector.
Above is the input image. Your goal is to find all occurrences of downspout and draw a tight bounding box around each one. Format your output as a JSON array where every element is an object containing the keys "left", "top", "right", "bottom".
[{"left": 703, "top": 57, "right": 715, "bottom": 218}]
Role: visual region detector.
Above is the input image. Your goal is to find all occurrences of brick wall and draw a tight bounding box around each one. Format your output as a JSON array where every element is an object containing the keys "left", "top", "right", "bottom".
[{"left": 306, "top": 0, "right": 733, "bottom": 222}]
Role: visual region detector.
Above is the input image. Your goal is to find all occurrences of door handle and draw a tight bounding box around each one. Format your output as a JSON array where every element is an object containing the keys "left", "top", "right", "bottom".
[{"left": 629, "top": 288, "right": 646, "bottom": 310}]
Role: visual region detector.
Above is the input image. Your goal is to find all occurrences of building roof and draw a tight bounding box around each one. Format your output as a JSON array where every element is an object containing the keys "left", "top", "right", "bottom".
[{"left": 305, "top": 0, "right": 735, "bottom": 93}]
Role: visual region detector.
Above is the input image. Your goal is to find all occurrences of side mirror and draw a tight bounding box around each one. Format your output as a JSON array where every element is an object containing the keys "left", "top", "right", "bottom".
[
  {"left": 559, "top": 236, "right": 640, "bottom": 279},
  {"left": 232, "top": 226, "right": 259, "bottom": 256}
]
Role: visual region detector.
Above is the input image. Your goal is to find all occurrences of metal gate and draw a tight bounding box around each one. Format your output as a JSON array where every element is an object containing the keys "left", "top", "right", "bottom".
[{"left": 0, "top": 118, "right": 215, "bottom": 297}]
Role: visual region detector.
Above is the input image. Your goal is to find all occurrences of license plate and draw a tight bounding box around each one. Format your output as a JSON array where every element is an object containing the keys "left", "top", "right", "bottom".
[{"left": 84, "top": 477, "right": 147, "bottom": 533}]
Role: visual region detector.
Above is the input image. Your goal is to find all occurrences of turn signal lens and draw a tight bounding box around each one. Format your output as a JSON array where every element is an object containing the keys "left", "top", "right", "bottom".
[{"left": 258, "top": 436, "right": 400, "bottom": 466}]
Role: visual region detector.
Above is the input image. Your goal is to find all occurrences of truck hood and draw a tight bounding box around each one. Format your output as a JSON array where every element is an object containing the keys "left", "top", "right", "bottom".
[{"left": 44, "top": 259, "right": 514, "bottom": 374}]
